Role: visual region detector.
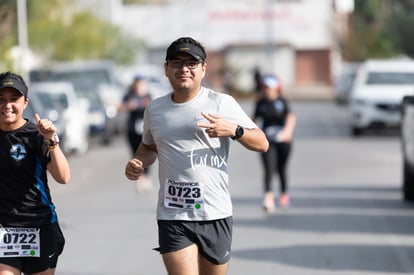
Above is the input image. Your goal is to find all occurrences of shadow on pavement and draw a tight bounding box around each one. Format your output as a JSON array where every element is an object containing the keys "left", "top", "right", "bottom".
[
  {"left": 232, "top": 244, "right": 414, "bottom": 273},
  {"left": 231, "top": 183, "right": 414, "bottom": 273}
]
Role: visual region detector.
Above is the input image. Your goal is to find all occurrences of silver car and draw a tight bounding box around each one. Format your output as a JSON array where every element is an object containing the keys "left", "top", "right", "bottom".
[{"left": 29, "top": 82, "right": 90, "bottom": 155}]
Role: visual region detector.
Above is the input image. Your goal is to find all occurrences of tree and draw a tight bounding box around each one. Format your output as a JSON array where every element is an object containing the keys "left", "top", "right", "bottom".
[
  {"left": 339, "top": 0, "right": 397, "bottom": 61},
  {"left": 28, "top": 0, "right": 142, "bottom": 64},
  {"left": 0, "top": 0, "right": 18, "bottom": 70},
  {"left": 386, "top": 0, "right": 414, "bottom": 58},
  {"left": 0, "top": 0, "right": 143, "bottom": 71},
  {"left": 340, "top": 0, "right": 414, "bottom": 61}
]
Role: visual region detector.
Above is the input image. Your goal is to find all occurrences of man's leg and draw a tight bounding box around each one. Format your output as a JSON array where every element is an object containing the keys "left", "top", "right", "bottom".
[
  {"left": 0, "top": 264, "right": 20, "bottom": 275},
  {"left": 199, "top": 255, "right": 228, "bottom": 275},
  {"left": 32, "top": 268, "right": 55, "bottom": 275},
  {"left": 162, "top": 244, "right": 198, "bottom": 275}
]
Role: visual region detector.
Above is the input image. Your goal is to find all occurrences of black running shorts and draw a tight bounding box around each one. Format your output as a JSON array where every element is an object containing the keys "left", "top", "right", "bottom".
[
  {"left": 156, "top": 217, "right": 233, "bottom": 265},
  {"left": 0, "top": 222, "right": 65, "bottom": 274}
]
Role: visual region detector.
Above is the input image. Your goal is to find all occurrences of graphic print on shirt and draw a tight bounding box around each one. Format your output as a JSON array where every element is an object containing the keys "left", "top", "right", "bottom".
[
  {"left": 274, "top": 100, "right": 285, "bottom": 114},
  {"left": 10, "top": 144, "right": 26, "bottom": 161},
  {"left": 189, "top": 145, "right": 227, "bottom": 171}
]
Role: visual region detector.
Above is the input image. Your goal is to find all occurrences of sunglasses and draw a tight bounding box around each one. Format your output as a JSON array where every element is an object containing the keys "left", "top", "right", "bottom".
[{"left": 168, "top": 59, "right": 202, "bottom": 69}]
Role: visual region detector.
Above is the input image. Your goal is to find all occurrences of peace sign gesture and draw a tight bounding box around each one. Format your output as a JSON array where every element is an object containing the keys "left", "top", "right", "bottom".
[{"left": 197, "top": 112, "right": 237, "bottom": 138}]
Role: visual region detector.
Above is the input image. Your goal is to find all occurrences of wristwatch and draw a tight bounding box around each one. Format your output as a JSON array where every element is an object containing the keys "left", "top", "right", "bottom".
[
  {"left": 44, "top": 134, "right": 60, "bottom": 147},
  {"left": 231, "top": 125, "right": 244, "bottom": 140}
]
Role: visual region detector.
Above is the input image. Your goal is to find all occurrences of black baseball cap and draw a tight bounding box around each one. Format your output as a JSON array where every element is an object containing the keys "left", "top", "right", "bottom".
[
  {"left": 0, "top": 72, "right": 28, "bottom": 98},
  {"left": 166, "top": 42, "right": 206, "bottom": 62}
]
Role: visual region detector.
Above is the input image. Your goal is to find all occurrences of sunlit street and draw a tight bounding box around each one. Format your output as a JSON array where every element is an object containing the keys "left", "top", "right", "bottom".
[
  {"left": 49, "top": 99, "right": 414, "bottom": 275},
  {"left": 2, "top": 1, "right": 414, "bottom": 274}
]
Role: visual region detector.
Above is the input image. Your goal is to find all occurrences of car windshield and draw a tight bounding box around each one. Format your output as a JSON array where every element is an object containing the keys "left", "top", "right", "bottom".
[
  {"left": 47, "top": 93, "right": 69, "bottom": 109},
  {"left": 366, "top": 72, "right": 414, "bottom": 85},
  {"left": 34, "top": 92, "right": 61, "bottom": 110},
  {"left": 51, "top": 70, "right": 111, "bottom": 90},
  {"left": 50, "top": 70, "right": 109, "bottom": 103}
]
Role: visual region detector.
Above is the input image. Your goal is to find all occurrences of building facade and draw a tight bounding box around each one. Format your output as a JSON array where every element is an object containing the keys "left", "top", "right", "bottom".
[{"left": 116, "top": 0, "right": 351, "bottom": 93}]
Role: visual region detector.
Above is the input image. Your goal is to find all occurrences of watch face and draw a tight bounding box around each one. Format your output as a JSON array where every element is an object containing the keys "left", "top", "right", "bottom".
[
  {"left": 236, "top": 126, "right": 244, "bottom": 138},
  {"left": 231, "top": 125, "right": 244, "bottom": 140}
]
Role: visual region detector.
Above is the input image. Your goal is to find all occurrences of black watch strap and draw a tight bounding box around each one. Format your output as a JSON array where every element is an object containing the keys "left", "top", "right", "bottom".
[{"left": 231, "top": 125, "right": 244, "bottom": 140}]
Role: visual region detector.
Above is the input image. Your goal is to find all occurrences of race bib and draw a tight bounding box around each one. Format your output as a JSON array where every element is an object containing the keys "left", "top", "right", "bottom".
[
  {"left": 0, "top": 227, "right": 40, "bottom": 257},
  {"left": 264, "top": 126, "right": 283, "bottom": 142},
  {"left": 164, "top": 179, "right": 205, "bottom": 210},
  {"left": 134, "top": 119, "right": 144, "bottom": 135}
]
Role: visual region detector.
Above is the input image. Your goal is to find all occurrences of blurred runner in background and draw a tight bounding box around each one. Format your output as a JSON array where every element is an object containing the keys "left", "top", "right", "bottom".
[
  {"left": 119, "top": 75, "right": 152, "bottom": 192},
  {"left": 253, "top": 74, "right": 296, "bottom": 213}
]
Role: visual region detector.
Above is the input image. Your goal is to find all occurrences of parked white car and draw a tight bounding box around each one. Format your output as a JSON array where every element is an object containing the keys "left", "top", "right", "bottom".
[
  {"left": 349, "top": 58, "right": 414, "bottom": 136},
  {"left": 29, "top": 82, "right": 90, "bottom": 155}
]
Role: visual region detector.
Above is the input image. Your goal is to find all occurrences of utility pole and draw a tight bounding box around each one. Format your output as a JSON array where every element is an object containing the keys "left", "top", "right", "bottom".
[
  {"left": 265, "top": 0, "right": 275, "bottom": 73},
  {"left": 16, "top": 0, "right": 29, "bottom": 79}
]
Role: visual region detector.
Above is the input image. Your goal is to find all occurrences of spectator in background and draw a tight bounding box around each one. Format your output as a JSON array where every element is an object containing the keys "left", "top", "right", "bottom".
[
  {"left": 253, "top": 66, "right": 262, "bottom": 94},
  {"left": 253, "top": 74, "right": 296, "bottom": 213},
  {"left": 119, "top": 75, "right": 152, "bottom": 192}
]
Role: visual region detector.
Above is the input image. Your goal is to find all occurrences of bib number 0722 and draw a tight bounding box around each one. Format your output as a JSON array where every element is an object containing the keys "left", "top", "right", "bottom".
[
  {"left": 0, "top": 228, "right": 40, "bottom": 257},
  {"left": 2, "top": 233, "right": 37, "bottom": 244}
]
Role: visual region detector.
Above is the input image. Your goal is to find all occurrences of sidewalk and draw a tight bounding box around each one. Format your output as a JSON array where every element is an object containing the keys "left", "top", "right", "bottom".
[{"left": 285, "top": 85, "right": 334, "bottom": 101}]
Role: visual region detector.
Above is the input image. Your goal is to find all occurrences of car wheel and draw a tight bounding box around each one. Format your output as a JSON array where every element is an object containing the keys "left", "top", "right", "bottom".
[
  {"left": 102, "top": 131, "right": 112, "bottom": 145},
  {"left": 351, "top": 127, "right": 363, "bottom": 136},
  {"left": 403, "top": 160, "right": 414, "bottom": 201}
]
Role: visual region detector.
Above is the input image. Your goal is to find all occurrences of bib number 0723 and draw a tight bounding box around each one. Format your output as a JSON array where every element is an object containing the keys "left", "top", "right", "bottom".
[{"left": 168, "top": 186, "right": 201, "bottom": 198}]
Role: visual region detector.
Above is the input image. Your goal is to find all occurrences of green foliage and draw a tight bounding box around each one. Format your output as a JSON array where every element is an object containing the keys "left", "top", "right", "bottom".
[
  {"left": 342, "top": 0, "right": 414, "bottom": 61},
  {"left": 0, "top": 0, "right": 142, "bottom": 67},
  {"left": 14, "top": 0, "right": 414, "bottom": 68},
  {"left": 28, "top": 1, "right": 142, "bottom": 65},
  {"left": 386, "top": 5, "right": 414, "bottom": 58},
  {"left": 341, "top": 0, "right": 395, "bottom": 61},
  {"left": 0, "top": 0, "right": 17, "bottom": 71}
]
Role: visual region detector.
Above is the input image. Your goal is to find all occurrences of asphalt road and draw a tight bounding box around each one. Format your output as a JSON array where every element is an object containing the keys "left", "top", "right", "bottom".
[{"left": 49, "top": 100, "right": 414, "bottom": 275}]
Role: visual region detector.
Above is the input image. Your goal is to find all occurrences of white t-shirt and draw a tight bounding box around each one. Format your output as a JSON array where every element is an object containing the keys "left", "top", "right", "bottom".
[{"left": 143, "top": 87, "right": 258, "bottom": 221}]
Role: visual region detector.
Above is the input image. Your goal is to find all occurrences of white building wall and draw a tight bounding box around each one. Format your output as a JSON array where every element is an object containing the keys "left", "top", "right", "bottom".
[
  {"left": 119, "top": 0, "right": 335, "bottom": 50},
  {"left": 116, "top": 0, "right": 344, "bottom": 89},
  {"left": 274, "top": 47, "right": 296, "bottom": 88},
  {"left": 227, "top": 45, "right": 296, "bottom": 91}
]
